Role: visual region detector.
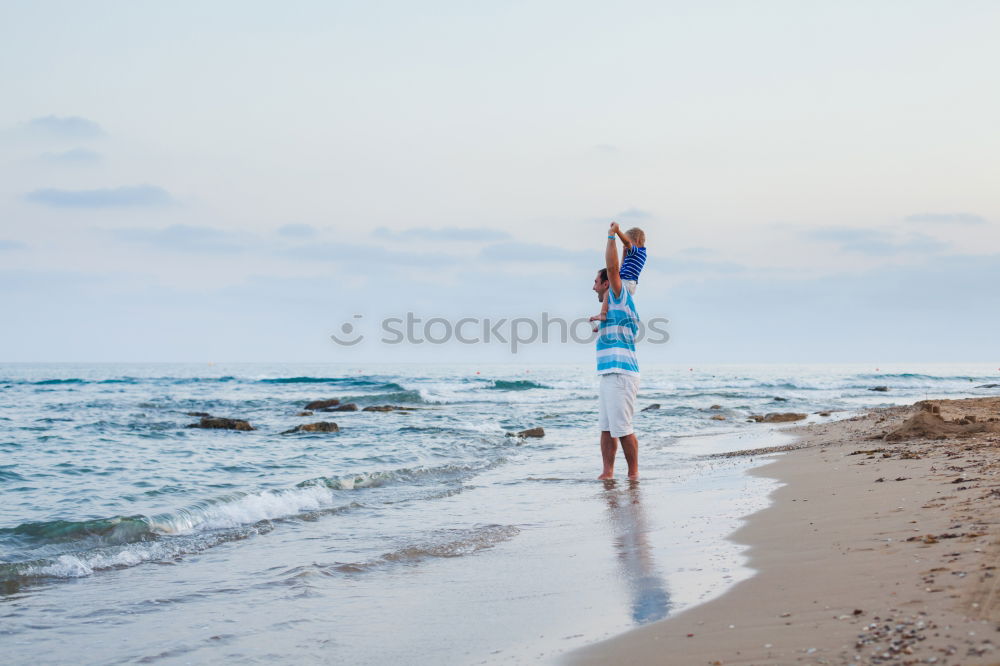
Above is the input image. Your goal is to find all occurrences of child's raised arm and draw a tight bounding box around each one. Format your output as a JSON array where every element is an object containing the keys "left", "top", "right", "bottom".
[{"left": 612, "top": 222, "right": 633, "bottom": 250}]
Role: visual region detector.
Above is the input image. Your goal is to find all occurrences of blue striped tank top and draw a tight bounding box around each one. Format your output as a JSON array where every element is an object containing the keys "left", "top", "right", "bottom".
[
  {"left": 619, "top": 246, "right": 646, "bottom": 282},
  {"left": 596, "top": 284, "right": 640, "bottom": 376}
]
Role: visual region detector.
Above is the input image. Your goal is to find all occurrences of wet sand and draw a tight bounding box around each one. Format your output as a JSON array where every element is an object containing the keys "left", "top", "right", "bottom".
[{"left": 571, "top": 398, "right": 1000, "bottom": 665}]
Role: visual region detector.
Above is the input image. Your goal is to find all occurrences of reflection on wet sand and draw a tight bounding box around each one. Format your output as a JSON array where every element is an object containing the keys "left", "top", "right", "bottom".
[{"left": 602, "top": 479, "right": 671, "bottom": 624}]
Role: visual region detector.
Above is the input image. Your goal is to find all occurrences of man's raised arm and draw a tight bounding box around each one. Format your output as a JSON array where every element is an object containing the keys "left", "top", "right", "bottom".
[{"left": 606, "top": 222, "right": 623, "bottom": 297}]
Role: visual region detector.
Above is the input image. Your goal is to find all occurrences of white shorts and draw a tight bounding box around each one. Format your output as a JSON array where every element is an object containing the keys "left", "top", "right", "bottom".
[
  {"left": 623, "top": 279, "right": 637, "bottom": 295},
  {"left": 598, "top": 372, "right": 640, "bottom": 438}
]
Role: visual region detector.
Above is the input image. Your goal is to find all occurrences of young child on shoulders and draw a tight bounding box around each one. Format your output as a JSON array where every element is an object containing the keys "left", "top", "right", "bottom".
[{"left": 591, "top": 223, "right": 646, "bottom": 330}]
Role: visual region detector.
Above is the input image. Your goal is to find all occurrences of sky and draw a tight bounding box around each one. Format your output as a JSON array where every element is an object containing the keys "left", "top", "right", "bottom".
[{"left": 1, "top": 0, "right": 998, "bottom": 363}]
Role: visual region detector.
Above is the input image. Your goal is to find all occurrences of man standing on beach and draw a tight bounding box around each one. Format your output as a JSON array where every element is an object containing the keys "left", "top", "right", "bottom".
[{"left": 593, "top": 223, "right": 641, "bottom": 480}]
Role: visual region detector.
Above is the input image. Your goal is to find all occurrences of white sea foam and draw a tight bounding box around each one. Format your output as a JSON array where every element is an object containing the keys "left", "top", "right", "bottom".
[{"left": 149, "top": 485, "right": 336, "bottom": 534}]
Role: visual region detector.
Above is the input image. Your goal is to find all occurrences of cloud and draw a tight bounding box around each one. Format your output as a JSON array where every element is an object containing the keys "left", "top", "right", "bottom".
[
  {"left": 616, "top": 207, "right": 652, "bottom": 220},
  {"left": 40, "top": 148, "right": 101, "bottom": 164},
  {"left": 590, "top": 144, "right": 619, "bottom": 155},
  {"left": 904, "top": 212, "right": 988, "bottom": 225},
  {"left": 376, "top": 226, "right": 511, "bottom": 242},
  {"left": 662, "top": 253, "right": 1000, "bottom": 362},
  {"left": 656, "top": 257, "right": 746, "bottom": 274},
  {"left": 804, "top": 227, "right": 947, "bottom": 256},
  {"left": 277, "top": 223, "right": 318, "bottom": 238},
  {"left": 677, "top": 246, "right": 714, "bottom": 257},
  {"left": 480, "top": 242, "right": 593, "bottom": 264},
  {"left": 285, "top": 242, "right": 459, "bottom": 266},
  {"left": 0, "top": 240, "right": 27, "bottom": 251},
  {"left": 25, "top": 185, "right": 174, "bottom": 208},
  {"left": 25, "top": 115, "right": 105, "bottom": 139},
  {"left": 112, "top": 225, "right": 248, "bottom": 253}
]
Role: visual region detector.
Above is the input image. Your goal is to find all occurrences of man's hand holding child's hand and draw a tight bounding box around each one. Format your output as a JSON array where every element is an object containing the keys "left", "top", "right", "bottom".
[{"left": 609, "top": 222, "right": 620, "bottom": 235}]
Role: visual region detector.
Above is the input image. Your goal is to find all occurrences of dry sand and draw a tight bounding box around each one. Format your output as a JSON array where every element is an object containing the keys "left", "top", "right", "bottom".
[{"left": 570, "top": 398, "right": 1000, "bottom": 665}]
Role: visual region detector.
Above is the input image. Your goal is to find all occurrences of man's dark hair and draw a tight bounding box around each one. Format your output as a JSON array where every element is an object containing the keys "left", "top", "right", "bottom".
[{"left": 598, "top": 268, "right": 608, "bottom": 282}]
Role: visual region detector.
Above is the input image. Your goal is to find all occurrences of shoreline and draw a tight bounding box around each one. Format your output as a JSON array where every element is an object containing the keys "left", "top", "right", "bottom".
[{"left": 569, "top": 398, "right": 1000, "bottom": 665}]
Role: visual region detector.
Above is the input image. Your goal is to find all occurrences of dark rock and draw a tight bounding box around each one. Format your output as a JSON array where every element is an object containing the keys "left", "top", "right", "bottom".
[
  {"left": 869, "top": 386, "right": 889, "bottom": 392},
  {"left": 297, "top": 411, "right": 314, "bottom": 416},
  {"left": 750, "top": 412, "right": 808, "bottom": 423},
  {"left": 305, "top": 398, "right": 340, "bottom": 410},
  {"left": 362, "top": 405, "right": 415, "bottom": 412},
  {"left": 187, "top": 417, "right": 255, "bottom": 431},
  {"left": 281, "top": 421, "right": 339, "bottom": 435},
  {"left": 321, "top": 403, "right": 357, "bottom": 412},
  {"left": 709, "top": 404, "right": 722, "bottom": 410},
  {"left": 185, "top": 411, "right": 211, "bottom": 417},
  {"left": 641, "top": 404, "right": 661, "bottom": 412},
  {"left": 772, "top": 397, "right": 788, "bottom": 402},
  {"left": 506, "top": 427, "right": 545, "bottom": 438},
  {"left": 977, "top": 384, "right": 1000, "bottom": 389},
  {"left": 710, "top": 414, "right": 726, "bottom": 421},
  {"left": 817, "top": 411, "right": 832, "bottom": 417}
]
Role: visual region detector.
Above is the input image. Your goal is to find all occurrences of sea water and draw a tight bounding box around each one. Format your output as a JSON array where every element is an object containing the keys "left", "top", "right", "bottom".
[{"left": 1, "top": 363, "right": 996, "bottom": 663}]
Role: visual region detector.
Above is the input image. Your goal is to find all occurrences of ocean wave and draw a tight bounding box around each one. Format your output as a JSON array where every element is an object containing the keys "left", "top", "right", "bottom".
[
  {"left": 855, "top": 372, "right": 982, "bottom": 382},
  {"left": 0, "top": 460, "right": 501, "bottom": 588},
  {"left": 7, "top": 376, "right": 242, "bottom": 387},
  {"left": 259, "top": 377, "right": 406, "bottom": 391},
  {"left": 2, "top": 462, "right": 490, "bottom": 553},
  {"left": 296, "top": 461, "right": 493, "bottom": 491},
  {"left": 0, "top": 526, "right": 264, "bottom": 585},
  {"left": 488, "top": 379, "right": 549, "bottom": 391},
  {"left": 171, "top": 376, "right": 237, "bottom": 384},
  {"left": 339, "top": 389, "right": 425, "bottom": 405},
  {"left": 331, "top": 524, "right": 520, "bottom": 573},
  {"left": 0, "top": 515, "right": 154, "bottom": 545},
  {"left": 0, "top": 468, "right": 25, "bottom": 482}
]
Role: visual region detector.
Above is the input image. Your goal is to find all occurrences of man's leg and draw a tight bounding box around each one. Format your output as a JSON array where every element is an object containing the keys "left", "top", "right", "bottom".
[
  {"left": 620, "top": 433, "right": 638, "bottom": 479},
  {"left": 614, "top": 374, "right": 640, "bottom": 479},
  {"left": 599, "top": 430, "right": 618, "bottom": 480}
]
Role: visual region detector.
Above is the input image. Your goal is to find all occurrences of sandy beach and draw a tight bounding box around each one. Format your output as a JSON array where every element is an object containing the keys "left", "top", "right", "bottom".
[{"left": 572, "top": 397, "right": 1000, "bottom": 665}]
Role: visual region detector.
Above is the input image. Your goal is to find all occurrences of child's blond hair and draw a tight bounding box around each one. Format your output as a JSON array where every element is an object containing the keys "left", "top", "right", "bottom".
[{"left": 625, "top": 227, "right": 646, "bottom": 247}]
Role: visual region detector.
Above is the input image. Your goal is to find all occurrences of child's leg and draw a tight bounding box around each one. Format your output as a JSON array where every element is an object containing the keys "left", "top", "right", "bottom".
[{"left": 589, "top": 293, "right": 609, "bottom": 330}]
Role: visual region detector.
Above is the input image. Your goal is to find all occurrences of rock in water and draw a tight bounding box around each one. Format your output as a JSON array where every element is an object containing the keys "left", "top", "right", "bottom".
[
  {"left": 305, "top": 398, "right": 340, "bottom": 410},
  {"left": 709, "top": 404, "right": 722, "bottom": 410},
  {"left": 641, "top": 404, "right": 661, "bottom": 412},
  {"left": 772, "top": 397, "right": 788, "bottom": 402},
  {"left": 710, "top": 414, "right": 727, "bottom": 421},
  {"left": 362, "top": 405, "right": 415, "bottom": 412},
  {"left": 321, "top": 403, "right": 358, "bottom": 412},
  {"left": 869, "top": 386, "right": 889, "bottom": 392},
  {"left": 506, "top": 427, "right": 545, "bottom": 438},
  {"left": 297, "top": 411, "right": 314, "bottom": 416},
  {"left": 281, "top": 421, "right": 339, "bottom": 434},
  {"left": 187, "top": 417, "right": 255, "bottom": 431},
  {"left": 185, "top": 411, "right": 211, "bottom": 417},
  {"left": 750, "top": 413, "right": 807, "bottom": 423},
  {"left": 977, "top": 384, "right": 1000, "bottom": 389}
]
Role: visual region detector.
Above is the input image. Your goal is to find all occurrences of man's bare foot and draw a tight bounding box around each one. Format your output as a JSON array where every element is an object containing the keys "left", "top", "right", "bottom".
[
  {"left": 598, "top": 472, "right": 614, "bottom": 480},
  {"left": 627, "top": 474, "right": 639, "bottom": 480}
]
